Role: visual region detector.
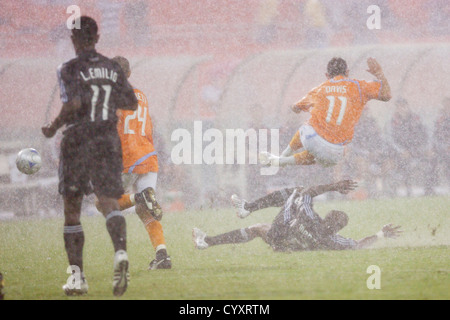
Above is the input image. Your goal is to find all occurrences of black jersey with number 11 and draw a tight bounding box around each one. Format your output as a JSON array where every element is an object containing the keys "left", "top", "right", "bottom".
[{"left": 57, "top": 49, "right": 137, "bottom": 127}]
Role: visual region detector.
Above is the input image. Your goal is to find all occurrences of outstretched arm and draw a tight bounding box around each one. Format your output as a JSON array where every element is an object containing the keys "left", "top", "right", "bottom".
[
  {"left": 303, "top": 180, "right": 358, "bottom": 198},
  {"left": 366, "top": 57, "right": 391, "bottom": 101},
  {"left": 245, "top": 187, "right": 298, "bottom": 212},
  {"left": 355, "top": 224, "right": 402, "bottom": 249}
]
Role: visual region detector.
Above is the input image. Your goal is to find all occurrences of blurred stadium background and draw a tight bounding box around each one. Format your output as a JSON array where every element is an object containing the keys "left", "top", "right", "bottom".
[{"left": 0, "top": 0, "right": 449, "bottom": 218}]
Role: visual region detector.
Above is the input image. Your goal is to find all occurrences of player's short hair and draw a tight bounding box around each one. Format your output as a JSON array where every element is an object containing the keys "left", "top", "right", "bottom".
[
  {"left": 112, "top": 56, "right": 131, "bottom": 75},
  {"left": 324, "top": 210, "right": 349, "bottom": 234},
  {"left": 72, "top": 16, "right": 98, "bottom": 45},
  {"left": 327, "top": 57, "right": 348, "bottom": 78}
]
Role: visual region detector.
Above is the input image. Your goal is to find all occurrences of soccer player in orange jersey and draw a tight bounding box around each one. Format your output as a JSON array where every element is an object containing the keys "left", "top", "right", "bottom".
[
  {"left": 111, "top": 56, "right": 171, "bottom": 270},
  {"left": 260, "top": 57, "right": 391, "bottom": 167}
]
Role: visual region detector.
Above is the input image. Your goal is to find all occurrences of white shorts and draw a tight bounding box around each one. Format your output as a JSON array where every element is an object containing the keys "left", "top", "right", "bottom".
[
  {"left": 299, "top": 124, "right": 345, "bottom": 167},
  {"left": 122, "top": 171, "right": 158, "bottom": 194}
]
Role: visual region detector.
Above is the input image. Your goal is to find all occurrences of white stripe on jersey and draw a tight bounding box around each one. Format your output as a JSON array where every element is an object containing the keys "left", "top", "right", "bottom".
[{"left": 330, "top": 234, "right": 357, "bottom": 249}]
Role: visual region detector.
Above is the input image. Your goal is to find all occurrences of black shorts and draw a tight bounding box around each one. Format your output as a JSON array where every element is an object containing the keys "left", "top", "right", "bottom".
[{"left": 58, "top": 123, "right": 124, "bottom": 199}]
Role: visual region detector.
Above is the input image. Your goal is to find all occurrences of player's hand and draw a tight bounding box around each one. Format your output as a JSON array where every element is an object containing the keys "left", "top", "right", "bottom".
[
  {"left": 41, "top": 123, "right": 57, "bottom": 138},
  {"left": 381, "top": 224, "right": 402, "bottom": 239},
  {"left": 366, "top": 57, "right": 383, "bottom": 78},
  {"left": 335, "top": 179, "right": 358, "bottom": 194}
]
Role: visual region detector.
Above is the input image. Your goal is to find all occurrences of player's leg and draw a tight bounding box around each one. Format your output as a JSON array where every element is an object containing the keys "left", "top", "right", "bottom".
[
  {"left": 90, "top": 133, "right": 129, "bottom": 296},
  {"left": 134, "top": 172, "right": 162, "bottom": 221},
  {"left": 116, "top": 173, "right": 139, "bottom": 211},
  {"left": 295, "top": 124, "right": 346, "bottom": 167},
  {"left": 62, "top": 194, "right": 88, "bottom": 295},
  {"left": 134, "top": 173, "right": 171, "bottom": 269},
  {"left": 260, "top": 129, "right": 310, "bottom": 167},
  {"left": 192, "top": 223, "right": 271, "bottom": 249},
  {"left": 232, "top": 187, "right": 297, "bottom": 218},
  {"left": 59, "top": 133, "right": 89, "bottom": 295},
  {"left": 283, "top": 127, "right": 316, "bottom": 165},
  {"left": 292, "top": 150, "right": 317, "bottom": 165}
]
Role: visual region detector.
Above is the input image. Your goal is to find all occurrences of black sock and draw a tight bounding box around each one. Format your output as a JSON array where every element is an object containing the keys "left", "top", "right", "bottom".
[
  {"left": 105, "top": 211, "right": 127, "bottom": 252},
  {"left": 245, "top": 187, "right": 296, "bottom": 212},
  {"left": 205, "top": 228, "right": 250, "bottom": 246},
  {"left": 63, "top": 224, "right": 85, "bottom": 272}
]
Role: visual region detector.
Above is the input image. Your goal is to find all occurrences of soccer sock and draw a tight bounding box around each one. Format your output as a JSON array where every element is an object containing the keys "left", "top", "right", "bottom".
[
  {"left": 143, "top": 219, "right": 167, "bottom": 252},
  {"left": 245, "top": 188, "right": 296, "bottom": 212},
  {"left": 278, "top": 156, "right": 297, "bottom": 167},
  {"left": 280, "top": 145, "right": 294, "bottom": 157},
  {"left": 293, "top": 151, "right": 316, "bottom": 165},
  {"left": 105, "top": 211, "right": 127, "bottom": 252},
  {"left": 118, "top": 194, "right": 135, "bottom": 211},
  {"left": 205, "top": 228, "right": 251, "bottom": 246},
  {"left": 63, "top": 224, "right": 85, "bottom": 272},
  {"left": 289, "top": 131, "right": 303, "bottom": 151}
]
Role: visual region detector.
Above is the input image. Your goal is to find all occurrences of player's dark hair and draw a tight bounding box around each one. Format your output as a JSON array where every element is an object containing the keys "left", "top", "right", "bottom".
[
  {"left": 327, "top": 57, "right": 348, "bottom": 78},
  {"left": 324, "top": 210, "right": 349, "bottom": 234},
  {"left": 72, "top": 16, "right": 98, "bottom": 45}
]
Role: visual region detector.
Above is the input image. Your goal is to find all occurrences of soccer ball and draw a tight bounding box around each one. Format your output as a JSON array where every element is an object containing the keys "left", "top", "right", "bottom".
[{"left": 16, "top": 148, "right": 42, "bottom": 175}]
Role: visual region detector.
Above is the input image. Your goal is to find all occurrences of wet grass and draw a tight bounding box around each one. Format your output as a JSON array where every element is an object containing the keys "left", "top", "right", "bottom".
[{"left": 0, "top": 195, "right": 449, "bottom": 300}]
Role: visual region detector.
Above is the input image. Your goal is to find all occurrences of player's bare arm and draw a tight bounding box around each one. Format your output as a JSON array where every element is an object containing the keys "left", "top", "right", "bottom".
[
  {"left": 366, "top": 57, "right": 392, "bottom": 101},
  {"left": 41, "top": 97, "right": 81, "bottom": 138},
  {"left": 291, "top": 101, "right": 312, "bottom": 114},
  {"left": 355, "top": 224, "right": 402, "bottom": 249},
  {"left": 304, "top": 179, "right": 358, "bottom": 198}
]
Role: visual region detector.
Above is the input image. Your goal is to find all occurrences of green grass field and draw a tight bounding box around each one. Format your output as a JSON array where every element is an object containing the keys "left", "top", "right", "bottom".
[{"left": 0, "top": 196, "right": 449, "bottom": 300}]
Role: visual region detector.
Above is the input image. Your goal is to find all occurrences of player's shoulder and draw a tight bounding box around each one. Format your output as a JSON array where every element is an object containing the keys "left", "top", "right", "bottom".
[
  {"left": 133, "top": 87, "right": 146, "bottom": 95},
  {"left": 133, "top": 88, "right": 148, "bottom": 105},
  {"left": 57, "top": 57, "right": 83, "bottom": 81}
]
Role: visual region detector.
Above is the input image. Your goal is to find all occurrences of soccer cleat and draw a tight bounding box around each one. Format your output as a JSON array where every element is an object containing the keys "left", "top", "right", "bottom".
[
  {"left": 259, "top": 151, "right": 271, "bottom": 165},
  {"left": 135, "top": 187, "right": 163, "bottom": 221},
  {"left": 148, "top": 256, "right": 172, "bottom": 270},
  {"left": 62, "top": 278, "right": 89, "bottom": 296},
  {"left": 258, "top": 152, "right": 280, "bottom": 167},
  {"left": 231, "top": 194, "right": 251, "bottom": 219},
  {"left": 112, "top": 250, "right": 130, "bottom": 297},
  {"left": 192, "top": 228, "right": 208, "bottom": 250}
]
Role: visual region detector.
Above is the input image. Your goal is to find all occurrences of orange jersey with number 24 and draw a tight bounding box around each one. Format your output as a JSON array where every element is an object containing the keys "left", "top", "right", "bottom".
[{"left": 117, "top": 88, "right": 158, "bottom": 174}]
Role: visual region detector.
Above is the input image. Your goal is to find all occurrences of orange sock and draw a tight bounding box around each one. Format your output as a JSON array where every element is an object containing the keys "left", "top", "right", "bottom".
[
  {"left": 293, "top": 151, "right": 316, "bottom": 165},
  {"left": 118, "top": 194, "right": 135, "bottom": 211},
  {"left": 289, "top": 131, "right": 303, "bottom": 151},
  {"left": 144, "top": 219, "right": 166, "bottom": 251}
]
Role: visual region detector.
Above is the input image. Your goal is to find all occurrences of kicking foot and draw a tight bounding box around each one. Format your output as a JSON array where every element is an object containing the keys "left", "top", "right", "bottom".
[
  {"left": 231, "top": 194, "right": 251, "bottom": 219},
  {"left": 192, "top": 228, "right": 208, "bottom": 250},
  {"left": 135, "top": 187, "right": 163, "bottom": 221},
  {"left": 259, "top": 152, "right": 280, "bottom": 167}
]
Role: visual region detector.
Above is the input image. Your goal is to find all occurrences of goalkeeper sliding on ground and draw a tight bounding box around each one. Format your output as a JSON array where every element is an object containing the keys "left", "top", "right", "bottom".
[{"left": 193, "top": 180, "right": 401, "bottom": 252}]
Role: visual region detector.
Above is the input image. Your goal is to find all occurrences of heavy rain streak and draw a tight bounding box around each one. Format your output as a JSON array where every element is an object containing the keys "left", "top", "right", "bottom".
[{"left": 0, "top": 0, "right": 448, "bottom": 302}]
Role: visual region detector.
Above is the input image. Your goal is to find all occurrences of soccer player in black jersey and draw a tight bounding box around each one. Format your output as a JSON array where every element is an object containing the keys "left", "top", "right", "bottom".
[
  {"left": 193, "top": 180, "right": 402, "bottom": 252},
  {"left": 42, "top": 16, "right": 138, "bottom": 296}
]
